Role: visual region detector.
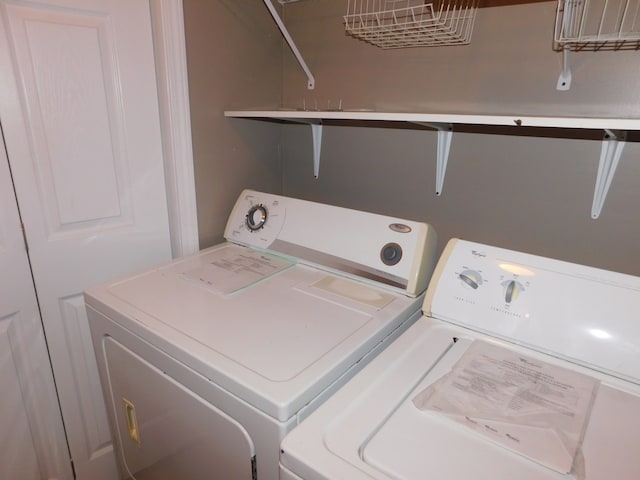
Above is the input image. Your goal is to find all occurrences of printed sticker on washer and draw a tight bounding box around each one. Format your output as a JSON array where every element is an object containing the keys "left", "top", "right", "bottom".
[{"left": 412, "top": 340, "right": 600, "bottom": 475}]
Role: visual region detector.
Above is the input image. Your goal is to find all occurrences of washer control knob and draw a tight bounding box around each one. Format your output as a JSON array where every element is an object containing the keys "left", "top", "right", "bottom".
[
  {"left": 459, "top": 270, "right": 482, "bottom": 290},
  {"left": 380, "top": 243, "right": 403, "bottom": 266},
  {"left": 246, "top": 204, "right": 268, "bottom": 231},
  {"left": 502, "top": 280, "right": 524, "bottom": 304}
]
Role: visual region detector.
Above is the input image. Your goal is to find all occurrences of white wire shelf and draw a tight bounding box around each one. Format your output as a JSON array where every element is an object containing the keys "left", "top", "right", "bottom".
[
  {"left": 344, "top": 0, "right": 479, "bottom": 48},
  {"left": 555, "top": 0, "right": 640, "bottom": 50}
]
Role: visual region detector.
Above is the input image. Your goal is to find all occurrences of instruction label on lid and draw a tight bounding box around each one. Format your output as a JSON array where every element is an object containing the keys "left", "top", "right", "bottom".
[
  {"left": 181, "top": 246, "right": 294, "bottom": 294},
  {"left": 412, "top": 340, "right": 600, "bottom": 474}
]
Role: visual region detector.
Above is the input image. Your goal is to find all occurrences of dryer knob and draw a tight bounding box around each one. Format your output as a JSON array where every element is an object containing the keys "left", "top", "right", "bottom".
[
  {"left": 380, "top": 243, "right": 403, "bottom": 266},
  {"left": 246, "top": 204, "right": 268, "bottom": 231}
]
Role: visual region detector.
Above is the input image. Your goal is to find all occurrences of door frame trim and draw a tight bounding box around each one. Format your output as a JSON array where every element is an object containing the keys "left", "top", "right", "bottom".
[{"left": 151, "top": 0, "right": 199, "bottom": 258}]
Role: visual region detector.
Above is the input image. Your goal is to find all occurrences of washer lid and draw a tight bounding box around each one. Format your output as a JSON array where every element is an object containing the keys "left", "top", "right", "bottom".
[
  {"left": 280, "top": 318, "right": 640, "bottom": 480},
  {"left": 361, "top": 336, "right": 640, "bottom": 480}
]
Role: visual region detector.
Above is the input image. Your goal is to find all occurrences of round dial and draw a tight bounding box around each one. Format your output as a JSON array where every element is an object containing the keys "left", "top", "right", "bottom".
[
  {"left": 459, "top": 269, "right": 482, "bottom": 290},
  {"left": 380, "top": 242, "right": 403, "bottom": 266},
  {"left": 246, "top": 204, "right": 268, "bottom": 231},
  {"left": 502, "top": 279, "right": 524, "bottom": 304}
]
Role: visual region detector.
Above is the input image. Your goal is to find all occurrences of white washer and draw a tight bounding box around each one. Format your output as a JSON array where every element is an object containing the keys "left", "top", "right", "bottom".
[
  {"left": 85, "top": 190, "right": 438, "bottom": 480},
  {"left": 280, "top": 238, "right": 640, "bottom": 480}
]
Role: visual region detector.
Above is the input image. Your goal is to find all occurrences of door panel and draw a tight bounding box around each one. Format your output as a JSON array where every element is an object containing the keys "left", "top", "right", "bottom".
[
  {"left": 0, "top": 1, "right": 173, "bottom": 479},
  {"left": 9, "top": 5, "right": 132, "bottom": 233},
  {"left": 0, "top": 125, "right": 72, "bottom": 479},
  {"left": 103, "top": 337, "right": 256, "bottom": 480},
  {"left": 60, "top": 294, "right": 115, "bottom": 465},
  {"left": 0, "top": 317, "right": 41, "bottom": 480}
]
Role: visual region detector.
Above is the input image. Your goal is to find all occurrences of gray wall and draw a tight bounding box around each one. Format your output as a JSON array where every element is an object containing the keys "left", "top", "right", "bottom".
[
  {"left": 183, "top": 0, "right": 284, "bottom": 248},
  {"left": 282, "top": 124, "right": 640, "bottom": 275},
  {"left": 183, "top": 0, "right": 640, "bottom": 275},
  {"left": 280, "top": 1, "right": 640, "bottom": 116},
  {"left": 277, "top": 1, "right": 640, "bottom": 275}
]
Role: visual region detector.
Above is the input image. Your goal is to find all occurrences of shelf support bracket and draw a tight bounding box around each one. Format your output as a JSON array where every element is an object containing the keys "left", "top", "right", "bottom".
[
  {"left": 592, "top": 129, "right": 626, "bottom": 219},
  {"left": 282, "top": 117, "right": 323, "bottom": 178},
  {"left": 263, "top": 0, "right": 315, "bottom": 89},
  {"left": 435, "top": 127, "right": 454, "bottom": 196},
  {"left": 311, "top": 122, "right": 322, "bottom": 178},
  {"left": 414, "top": 123, "right": 453, "bottom": 195},
  {"left": 557, "top": 45, "right": 572, "bottom": 91}
]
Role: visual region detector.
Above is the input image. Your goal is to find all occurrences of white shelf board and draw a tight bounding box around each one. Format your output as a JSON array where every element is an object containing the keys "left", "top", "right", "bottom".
[
  {"left": 224, "top": 109, "right": 637, "bottom": 219},
  {"left": 224, "top": 110, "right": 640, "bottom": 130}
]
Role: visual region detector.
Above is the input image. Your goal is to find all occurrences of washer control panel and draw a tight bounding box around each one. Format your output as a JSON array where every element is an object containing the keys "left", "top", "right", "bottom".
[
  {"left": 456, "top": 268, "right": 529, "bottom": 306},
  {"left": 425, "top": 238, "right": 640, "bottom": 383},
  {"left": 446, "top": 248, "right": 534, "bottom": 322}
]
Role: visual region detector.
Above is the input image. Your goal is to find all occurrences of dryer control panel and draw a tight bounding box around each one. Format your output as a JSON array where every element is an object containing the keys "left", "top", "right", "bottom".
[
  {"left": 224, "top": 190, "right": 438, "bottom": 297},
  {"left": 225, "top": 191, "right": 287, "bottom": 249}
]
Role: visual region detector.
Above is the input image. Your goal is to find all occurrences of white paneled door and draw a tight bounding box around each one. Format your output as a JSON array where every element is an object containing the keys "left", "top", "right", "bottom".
[
  {"left": 0, "top": 124, "right": 72, "bottom": 480},
  {"left": 0, "top": 1, "right": 175, "bottom": 479}
]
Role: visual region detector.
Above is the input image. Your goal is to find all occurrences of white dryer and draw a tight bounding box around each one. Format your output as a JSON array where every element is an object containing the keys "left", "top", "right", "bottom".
[
  {"left": 85, "top": 190, "right": 438, "bottom": 480},
  {"left": 280, "top": 238, "right": 640, "bottom": 480}
]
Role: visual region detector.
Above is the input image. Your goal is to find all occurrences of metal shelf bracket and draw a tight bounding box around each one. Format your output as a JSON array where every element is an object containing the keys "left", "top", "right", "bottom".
[
  {"left": 592, "top": 129, "right": 626, "bottom": 219},
  {"left": 311, "top": 123, "right": 322, "bottom": 178},
  {"left": 414, "top": 123, "right": 454, "bottom": 195},
  {"left": 281, "top": 117, "right": 323, "bottom": 178},
  {"left": 436, "top": 127, "right": 454, "bottom": 195},
  {"left": 557, "top": 45, "right": 572, "bottom": 91},
  {"left": 263, "top": 0, "right": 315, "bottom": 89}
]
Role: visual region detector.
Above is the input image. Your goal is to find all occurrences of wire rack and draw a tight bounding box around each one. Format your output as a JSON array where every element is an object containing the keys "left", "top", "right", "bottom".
[
  {"left": 555, "top": 0, "right": 640, "bottom": 50},
  {"left": 344, "top": 0, "right": 479, "bottom": 48}
]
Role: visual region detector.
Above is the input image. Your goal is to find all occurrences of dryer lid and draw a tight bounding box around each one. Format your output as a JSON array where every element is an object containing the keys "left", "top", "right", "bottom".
[{"left": 88, "top": 243, "right": 419, "bottom": 421}]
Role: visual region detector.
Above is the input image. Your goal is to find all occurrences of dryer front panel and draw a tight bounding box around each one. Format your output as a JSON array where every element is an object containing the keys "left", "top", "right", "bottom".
[{"left": 102, "top": 337, "right": 255, "bottom": 480}]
